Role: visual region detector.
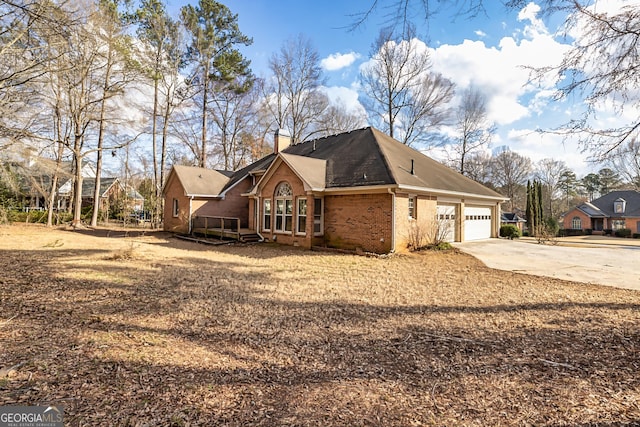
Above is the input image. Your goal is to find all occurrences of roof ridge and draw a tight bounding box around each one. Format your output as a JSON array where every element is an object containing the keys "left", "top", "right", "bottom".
[{"left": 369, "top": 128, "right": 399, "bottom": 185}]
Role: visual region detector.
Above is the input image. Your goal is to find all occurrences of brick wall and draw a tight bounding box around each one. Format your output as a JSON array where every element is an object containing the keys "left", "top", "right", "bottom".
[
  {"left": 258, "top": 161, "right": 311, "bottom": 248},
  {"left": 192, "top": 178, "right": 252, "bottom": 227},
  {"left": 163, "top": 175, "right": 190, "bottom": 234},
  {"left": 323, "top": 193, "right": 393, "bottom": 253},
  {"left": 562, "top": 208, "right": 591, "bottom": 231},
  {"left": 394, "top": 193, "right": 437, "bottom": 252}
]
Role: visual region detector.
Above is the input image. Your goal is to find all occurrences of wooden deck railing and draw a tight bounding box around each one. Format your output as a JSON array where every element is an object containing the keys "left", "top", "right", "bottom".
[{"left": 191, "top": 215, "right": 241, "bottom": 240}]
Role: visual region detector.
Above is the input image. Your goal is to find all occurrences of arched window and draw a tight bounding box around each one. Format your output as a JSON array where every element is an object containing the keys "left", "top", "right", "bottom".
[
  {"left": 572, "top": 216, "right": 582, "bottom": 230},
  {"left": 274, "top": 182, "right": 293, "bottom": 232}
]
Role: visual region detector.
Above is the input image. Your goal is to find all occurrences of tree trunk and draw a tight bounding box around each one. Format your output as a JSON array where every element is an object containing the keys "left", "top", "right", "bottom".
[{"left": 200, "top": 65, "right": 209, "bottom": 168}]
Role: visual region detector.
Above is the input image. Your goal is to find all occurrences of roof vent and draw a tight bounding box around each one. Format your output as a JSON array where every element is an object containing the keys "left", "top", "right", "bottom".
[{"left": 410, "top": 159, "right": 415, "bottom": 175}]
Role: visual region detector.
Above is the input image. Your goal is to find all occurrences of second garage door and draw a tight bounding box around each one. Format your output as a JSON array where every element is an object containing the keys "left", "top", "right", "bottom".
[{"left": 464, "top": 206, "right": 492, "bottom": 241}]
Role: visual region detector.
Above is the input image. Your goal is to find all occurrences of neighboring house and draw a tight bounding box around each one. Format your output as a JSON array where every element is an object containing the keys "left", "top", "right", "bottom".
[
  {"left": 164, "top": 127, "right": 507, "bottom": 253},
  {"left": 3, "top": 157, "right": 143, "bottom": 215},
  {"left": 58, "top": 177, "right": 145, "bottom": 214},
  {"left": 501, "top": 212, "right": 527, "bottom": 232},
  {"left": 563, "top": 190, "right": 640, "bottom": 234}
]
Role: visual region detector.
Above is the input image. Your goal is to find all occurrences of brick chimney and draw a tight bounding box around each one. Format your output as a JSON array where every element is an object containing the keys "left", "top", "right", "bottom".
[{"left": 274, "top": 128, "right": 292, "bottom": 154}]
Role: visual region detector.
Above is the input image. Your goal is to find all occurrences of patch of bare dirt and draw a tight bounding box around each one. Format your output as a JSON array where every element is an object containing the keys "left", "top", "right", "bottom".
[{"left": 0, "top": 224, "right": 639, "bottom": 426}]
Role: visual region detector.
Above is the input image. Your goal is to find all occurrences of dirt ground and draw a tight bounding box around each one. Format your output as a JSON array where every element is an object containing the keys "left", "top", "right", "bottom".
[{"left": 0, "top": 224, "right": 639, "bottom": 426}]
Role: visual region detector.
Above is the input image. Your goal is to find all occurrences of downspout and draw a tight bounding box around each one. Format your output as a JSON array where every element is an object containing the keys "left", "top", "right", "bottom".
[
  {"left": 188, "top": 196, "right": 193, "bottom": 235},
  {"left": 388, "top": 188, "right": 396, "bottom": 253},
  {"left": 254, "top": 196, "right": 265, "bottom": 242}
]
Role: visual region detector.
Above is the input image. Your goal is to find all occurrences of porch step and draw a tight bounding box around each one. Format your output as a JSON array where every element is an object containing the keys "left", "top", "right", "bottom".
[{"left": 240, "top": 233, "right": 262, "bottom": 243}]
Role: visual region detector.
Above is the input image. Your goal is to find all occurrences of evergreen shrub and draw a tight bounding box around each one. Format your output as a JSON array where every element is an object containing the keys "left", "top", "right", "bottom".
[{"left": 500, "top": 224, "right": 521, "bottom": 240}]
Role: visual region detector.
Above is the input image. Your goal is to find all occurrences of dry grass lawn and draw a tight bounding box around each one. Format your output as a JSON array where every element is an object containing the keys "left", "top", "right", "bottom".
[{"left": 0, "top": 224, "right": 639, "bottom": 426}]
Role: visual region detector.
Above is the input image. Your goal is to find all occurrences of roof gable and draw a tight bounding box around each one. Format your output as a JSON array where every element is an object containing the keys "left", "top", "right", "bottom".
[
  {"left": 283, "top": 128, "right": 394, "bottom": 187},
  {"left": 170, "top": 165, "right": 230, "bottom": 197},
  {"left": 279, "top": 153, "right": 326, "bottom": 191}
]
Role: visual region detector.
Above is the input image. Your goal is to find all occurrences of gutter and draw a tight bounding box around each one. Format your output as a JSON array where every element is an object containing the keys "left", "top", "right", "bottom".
[{"left": 397, "top": 184, "right": 508, "bottom": 202}]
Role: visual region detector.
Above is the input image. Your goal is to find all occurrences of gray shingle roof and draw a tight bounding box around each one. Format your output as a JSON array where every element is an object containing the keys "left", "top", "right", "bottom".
[
  {"left": 589, "top": 190, "right": 640, "bottom": 217},
  {"left": 168, "top": 127, "right": 507, "bottom": 201},
  {"left": 171, "top": 165, "right": 230, "bottom": 197},
  {"left": 282, "top": 127, "right": 505, "bottom": 198}
]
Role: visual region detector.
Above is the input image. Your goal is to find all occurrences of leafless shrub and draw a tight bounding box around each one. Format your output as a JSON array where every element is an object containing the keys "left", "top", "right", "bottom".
[
  {"left": 104, "top": 241, "right": 138, "bottom": 260},
  {"left": 407, "top": 215, "right": 452, "bottom": 251}
]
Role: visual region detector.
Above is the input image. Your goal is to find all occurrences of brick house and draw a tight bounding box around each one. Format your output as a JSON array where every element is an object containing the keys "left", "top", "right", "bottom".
[
  {"left": 163, "top": 127, "right": 507, "bottom": 253},
  {"left": 562, "top": 190, "right": 640, "bottom": 234}
]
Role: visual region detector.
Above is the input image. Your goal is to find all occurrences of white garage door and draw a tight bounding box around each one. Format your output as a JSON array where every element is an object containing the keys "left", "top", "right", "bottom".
[
  {"left": 464, "top": 206, "right": 492, "bottom": 241},
  {"left": 436, "top": 204, "right": 456, "bottom": 242}
]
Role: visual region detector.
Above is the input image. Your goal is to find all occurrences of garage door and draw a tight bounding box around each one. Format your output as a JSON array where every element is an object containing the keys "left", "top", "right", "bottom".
[
  {"left": 436, "top": 204, "right": 456, "bottom": 242},
  {"left": 464, "top": 206, "right": 492, "bottom": 241}
]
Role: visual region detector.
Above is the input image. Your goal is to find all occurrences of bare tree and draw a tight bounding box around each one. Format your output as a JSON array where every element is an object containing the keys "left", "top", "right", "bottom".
[
  {"left": 525, "top": 2, "right": 640, "bottom": 161},
  {"left": 534, "top": 158, "right": 568, "bottom": 218},
  {"left": 360, "top": 25, "right": 454, "bottom": 146},
  {"left": 0, "top": 0, "right": 73, "bottom": 149},
  {"left": 264, "top": 34, "right": 329, "bottom": 143},
  {"left": 350, "top": 0, "right": 488, "bottom": 33},
  {"left": 462, "top": 151, "right": 494, "bottom": 186},
  {"left": 491, "top": 147, "right": 532, "bottom": 212},
  {"left": 135, "top": 0, "right": 184, "bottom": 226},
  {"left": 209, "top": 75, "right": 257, "bottom": 170},
  {"left": 315, "top": 102, "right": 368, "bottom": 137},
  {"left": 450, "top": 87, "right": 495, "bottom": 175},
  {"left": 606, "top": 140, "right": 640, "bottom": 190},
  {"left": 90, "top": 0, "right": 136, "bottom": 227}
]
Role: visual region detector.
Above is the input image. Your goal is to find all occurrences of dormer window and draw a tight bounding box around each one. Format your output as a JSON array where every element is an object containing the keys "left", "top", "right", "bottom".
[{"left": 614, "top": 198, "right": 626, "bottom": 214}]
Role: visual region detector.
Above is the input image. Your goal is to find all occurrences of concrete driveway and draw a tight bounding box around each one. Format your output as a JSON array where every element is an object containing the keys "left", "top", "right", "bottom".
[{"left": 456, "top": 237, "right": 640, "bottom": 291}]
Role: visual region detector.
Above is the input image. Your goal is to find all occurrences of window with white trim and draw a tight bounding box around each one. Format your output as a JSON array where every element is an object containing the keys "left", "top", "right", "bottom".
[
  {"left": 275, "top": 182, "right": 293, "bottom": 233},
  {"left": 172, "top": 198, "right": 179, "bottom": 217},
  {"left": 297, "top": 198, "right": 307, "bottom": 234},
  {"left": 313, "top": 198, "right": 323, "bottom": 235},
  {"left": 408, "top": 196, "right": 416, "bottom": 219},
  {"left": 612, "top": 219, "right": 626, "bottom": 230},
  {"left": 571, "top": 216, "right": 581, "bottom": 229},
  {"left": 263, "top": 199, "right": 271, "bottom": 231}
]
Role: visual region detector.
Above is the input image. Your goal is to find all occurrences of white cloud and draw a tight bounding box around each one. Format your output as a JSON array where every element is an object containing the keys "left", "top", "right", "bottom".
[
  {"left": 321, "top": 85, "right": 367, "bottom": 116},
  {"left": 321, "top": 51, "right": 360, "bottom": 71},
  {"left": 517, "top": 2, "right": 547, "bottom": 37},
  {"left": 428, "top": 3, "right": 570, "bottom": 126},
  {"left": 474, "top": 30, "right": 487, "bottom": 38}
]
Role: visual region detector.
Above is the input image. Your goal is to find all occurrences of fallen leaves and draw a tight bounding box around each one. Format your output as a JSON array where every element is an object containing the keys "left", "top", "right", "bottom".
[{"left": 0, "top": 224, "right": 639, "bottom": 426}]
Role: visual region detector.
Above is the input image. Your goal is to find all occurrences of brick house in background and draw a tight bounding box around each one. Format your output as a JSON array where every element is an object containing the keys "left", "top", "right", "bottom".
[
  {"left": 563, "top": 190, "right": 640, "bottom": 234},
  {"left": 163, "top": 127, "right": 507, "bottom": 253}
]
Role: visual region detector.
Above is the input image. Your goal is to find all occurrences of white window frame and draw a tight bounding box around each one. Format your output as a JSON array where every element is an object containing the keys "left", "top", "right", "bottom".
[
  {"left": 172, "top": 198, "right": 179, "bottom": 217},
  {"left": 296, "top": 198, "right": 307, "bottom": 235},
  {"left": 612, "top": 219, "right": 626, "bottom": 230},
  {"left": 274, "top": 182, "right": 293, "bottom": 234},
  {"left": 263, "top": 199, "right": 272, "bottom": 231},
  {"left": 408, "top": 195, "right": 416, "bottom": 220},
  {"left": 571, "top": 216, "right": 581, "bottom": 230},
  {"left": 313, "top": 197, "right": 324, "bottom": 236}
]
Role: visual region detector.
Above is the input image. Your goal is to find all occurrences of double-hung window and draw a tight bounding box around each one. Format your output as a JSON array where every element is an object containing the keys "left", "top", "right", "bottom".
[
  {"left": 408, "top": 196, "right": 416, "bottom": 219},
  {"left": 313, "top": 198, "right": 323, "bottom": 235},
  {"left": 263, "top": 199, "right": 272, "bottom": 231},
  {"left": 297, "top": 198, "right": 307, "bottom": 234},
  {"left": 274, "top": 182, "right": 293, "bottom": 233}
]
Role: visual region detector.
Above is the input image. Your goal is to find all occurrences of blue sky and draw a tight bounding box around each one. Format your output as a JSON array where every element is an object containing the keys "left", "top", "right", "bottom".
[{"left": 164, "top": 0, "right": 622, "bottom": 176}]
